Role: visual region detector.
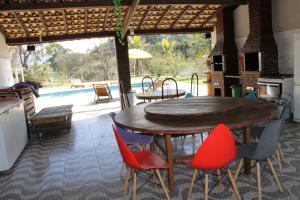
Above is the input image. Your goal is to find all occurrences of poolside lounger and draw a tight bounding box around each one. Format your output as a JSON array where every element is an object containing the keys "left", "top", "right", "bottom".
[
  {"left": 93, "top": 84, "right": 113, "bottom": 103},
  {"left": 71, "top": 79, "right": 84, "bottom": 88}
]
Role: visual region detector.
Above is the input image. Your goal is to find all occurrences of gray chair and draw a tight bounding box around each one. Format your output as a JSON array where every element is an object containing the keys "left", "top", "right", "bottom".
[
  {"left": 234, "top": 119, "right": 284, "bottom": 200},
  {"left": 251, "top": 99, "right": 290, "bottom": 172}
]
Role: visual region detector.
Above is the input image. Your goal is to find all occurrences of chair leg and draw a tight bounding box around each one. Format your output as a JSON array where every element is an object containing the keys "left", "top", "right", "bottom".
[
  {"left": 155, "top": 169, "right": 171, "bottom": 200},
  {"left": 227, "top": 168, "right": 241, "bottom": 200},
  {"left": 276, "top": 149, "right": 283, "bottom": 173},
  {"left": 133, "top": 171, "right": 137, "bottom": 200},
  {"left": 204, "top": 172, "right": 209, "bottom": 200},
  {"left": 187, "top": 169, "right": 198, "bottom": 199},
  {"left": 256, "top": 162, "right": 262, "bottom": 200},
  {"left": 267, "top": 158, "right": 283, "bottom": 192},
  {"left": 192, "top": 134, "right": 195, "bottom": 155},
  {"left": 278, "top": 144, "right": 285, "bottom": 163},
  {"left": 234, "top": 158, "right": 244, "bottom": 182},
  {"left": 124, "top": 168, "right": 132, "bottom": 197},
  {"left": 216, "top": 169, "right": 221, "bottom": 187}
]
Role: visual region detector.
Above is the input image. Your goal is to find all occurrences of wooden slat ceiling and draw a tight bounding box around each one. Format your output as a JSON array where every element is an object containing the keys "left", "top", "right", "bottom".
[{"left": 0, "top": 0, "right": 247, "bottom": 45}]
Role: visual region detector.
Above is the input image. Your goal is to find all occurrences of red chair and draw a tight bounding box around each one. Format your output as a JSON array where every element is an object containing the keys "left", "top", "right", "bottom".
[
  {"left": 112, "top": 125, "right": 171, "bottom": 200},
  {"left": 186, "top": 124, "right": 241, "bottom": 200}
]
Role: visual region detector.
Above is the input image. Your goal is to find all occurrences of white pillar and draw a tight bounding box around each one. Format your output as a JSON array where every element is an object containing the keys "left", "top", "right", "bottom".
[
  {"left": 0, "top": 33, "right": 13, "bottom": 88},
  {"left": 21, "top": 69, "right": 24, "bottom": 82},
  {"left": 14, "top": 68, "right": 19, "bottom": 83}
]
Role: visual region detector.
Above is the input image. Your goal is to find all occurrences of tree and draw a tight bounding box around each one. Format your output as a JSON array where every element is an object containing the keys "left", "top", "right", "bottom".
[
  {"left": 44, "top": 43, "right": 71, "bottom": 72},
  {"left": 24, "top": 61, "right": 53, "bottom": 85},
  {"left": 88, "top": 39, "right": 117, "bottom": 81}
]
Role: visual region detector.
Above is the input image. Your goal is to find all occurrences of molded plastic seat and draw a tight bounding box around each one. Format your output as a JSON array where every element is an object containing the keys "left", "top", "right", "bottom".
[
  {"left": 234, "top": 119, "right": 284, "bottom": 200},
  {"left": 186, "top": 124, "right": 241, "bottom": 200},
  {"left": 133, "top": 151, "right": 169, "bottom": 170},
  {"left": 244, "top": 92, "right": 257, "bottom": 100},
  {"left": 113, "top": 126, "right": 170, "bottom": 200}
]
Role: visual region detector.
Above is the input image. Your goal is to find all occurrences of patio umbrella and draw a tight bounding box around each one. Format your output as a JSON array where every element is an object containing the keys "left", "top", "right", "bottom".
[{"left": 128, "top": 49, "right": 152, "bottom": 77}]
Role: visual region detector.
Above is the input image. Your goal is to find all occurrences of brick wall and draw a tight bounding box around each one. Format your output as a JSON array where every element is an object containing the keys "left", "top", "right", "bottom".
[
  {"left": 240, "top": 71, "right": 261, "bottom": 95},
  {"left": 212, "top": 7, "right": 239, "bottom": 76},
  {"left": 211, "top": 72, "right": 225, "bottom": 97},
  {"left": 242, "top": 0, "right": 278, "bottom": 76}
]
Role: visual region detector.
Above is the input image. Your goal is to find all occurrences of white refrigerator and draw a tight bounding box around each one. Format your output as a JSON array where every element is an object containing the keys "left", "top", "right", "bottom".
[{"left": 294, "top": 32, "right": 300, "bottom": 122}]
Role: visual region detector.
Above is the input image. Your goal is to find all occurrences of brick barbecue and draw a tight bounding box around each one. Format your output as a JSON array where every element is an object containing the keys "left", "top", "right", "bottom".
[
  {"left": 241, "top": 0, "right": 278, "bottom": 95},
  {"left": 211, "top": 7, "right": 239, "bottom": 97}
]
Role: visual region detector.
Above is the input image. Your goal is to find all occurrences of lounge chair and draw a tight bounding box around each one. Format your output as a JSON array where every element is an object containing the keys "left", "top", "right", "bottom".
[
  {"left": 71, "top": 79, "right": 84, "bottom": 88},
  {"left": 93, "top": 84, "right": 112, "bottom": 103}
]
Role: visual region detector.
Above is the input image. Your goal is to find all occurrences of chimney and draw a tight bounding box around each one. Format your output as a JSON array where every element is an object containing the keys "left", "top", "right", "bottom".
[
  {"left": 212, "top": 7, "right": 239, "bottom": 75},
  {"left": 211, "top": 7, "right": 239, "bottom": 97},
  {"left": 242, "top": 0, "right": 278, "bottom": 77}
]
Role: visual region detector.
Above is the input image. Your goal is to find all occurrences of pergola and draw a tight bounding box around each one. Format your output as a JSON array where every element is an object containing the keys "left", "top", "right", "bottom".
[{"left": 0, "top": 0, "right": 247, "bottom": 92}]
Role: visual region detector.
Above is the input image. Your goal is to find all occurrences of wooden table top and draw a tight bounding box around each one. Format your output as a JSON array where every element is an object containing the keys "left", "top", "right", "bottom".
[
  {"left": 115, "top": 97, "right": 277, "bottom": 135},
  {"left": 144, "top": 97, "right": 242, "bottom": 118},
  {"left": 135, "top": 89, "right": 186, "bottom": 100}
]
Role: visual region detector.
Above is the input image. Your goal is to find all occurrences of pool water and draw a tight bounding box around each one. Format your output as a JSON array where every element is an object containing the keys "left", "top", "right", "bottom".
[{"left": 40, "top": 82, "right": 152, "bottom": 98}]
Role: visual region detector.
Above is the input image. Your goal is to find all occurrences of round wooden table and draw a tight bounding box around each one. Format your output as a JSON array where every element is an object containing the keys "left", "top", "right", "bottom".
[
  {"left": 115, "top": 96, "right": 277, "bottom": 192},
  {"left": 135, "top": 89, "right": 186, "bottom": 101}
]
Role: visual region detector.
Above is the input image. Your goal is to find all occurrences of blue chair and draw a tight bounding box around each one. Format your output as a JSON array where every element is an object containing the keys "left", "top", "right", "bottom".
[
  {"left": 109, "top": 112, "right": 153, "bottom": 147},
  {"left": 244, "top": 91, "right": 258, "bottom": 100},
  {"left": 234, "top": 119, "right": 284, "bottom": 200},
  {"left": 185, "top": 93, "right": 194, "bottom": 98}
]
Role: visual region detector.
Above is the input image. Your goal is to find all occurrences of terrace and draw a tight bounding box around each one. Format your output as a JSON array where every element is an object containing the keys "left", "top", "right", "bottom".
[{"left": 0, "top": 0, "right": 300, "bottom": 200}]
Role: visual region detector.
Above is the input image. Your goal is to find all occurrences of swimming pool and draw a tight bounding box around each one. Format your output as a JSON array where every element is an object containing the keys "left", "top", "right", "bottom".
[{"left": 40, "top": 82, "right": 152, "bottom": 98}]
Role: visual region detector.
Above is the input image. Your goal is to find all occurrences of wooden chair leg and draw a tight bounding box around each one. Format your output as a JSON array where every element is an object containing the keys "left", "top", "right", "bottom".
[
  {"left": 256, "top": 162, "right": 262, "bottom": 200},
  {"left": 278, "top": 144, "right": 285, "bottom": 163},
  {"left": 133, "top": 172, "right": 137, "bottom": 200},
  {"left": 234, "top": 158, "right": 244, "bottom": 182},
  {"left": 267, "top": 158, "right": 283, "bottom": 192},
  {"left": 187, "top": 169, "right": 198, "bottom": 199},
  {"left": 227, "top": 168, "right": 241, "bottom": 200},
  {"left": 216, "top": 169, "right": 222, "bottom": 188},
  {"left": 276, "top": 149, "right": 283, "bottom": 173},
  {"left": 155, "top": 169, "right": 171, "bottom": 200},
  {"left": 124, "top": 168, "right": 132, "bottom": 197},
  {"left": 204, "top": 172, "right": 209, "bottom": 200}
]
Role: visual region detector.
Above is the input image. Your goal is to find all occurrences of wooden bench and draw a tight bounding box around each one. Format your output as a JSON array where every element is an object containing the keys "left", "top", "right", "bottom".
[
  {"left": 0, "top": 88, "right": 73, "bottom": 137},
  {"left": 30, "top": 105, "right": 73, "bottom": 136}
]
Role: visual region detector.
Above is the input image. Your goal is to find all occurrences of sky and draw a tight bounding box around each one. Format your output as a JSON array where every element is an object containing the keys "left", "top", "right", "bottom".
[{"left": 58, "top": 38, "right": 109, "bottom": 53}]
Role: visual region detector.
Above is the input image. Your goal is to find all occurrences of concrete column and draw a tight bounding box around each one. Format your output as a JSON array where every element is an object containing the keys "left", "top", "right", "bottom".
[
  {"left": 21, "top": 69, "right": 24, "bottom": 82},
  {"left": 114, "top": 34, "right": 131, "bottom": 93},
  {"left": 0, "top": 33, "right": 13, "bottom": 88},
  {"left": 14, "top": 68, "right": 19, "bottom": 83}
]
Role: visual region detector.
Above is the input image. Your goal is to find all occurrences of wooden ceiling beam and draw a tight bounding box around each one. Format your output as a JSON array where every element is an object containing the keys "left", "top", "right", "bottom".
[
  {"left": 138, "top": 6, "right": 151, "bottom": 30},
  {"left": 0, "top": 0, "right": 247, "bottom": 12},
  {"left": 62, "top": 9, "right": 67, "bottom": 31},
  {"left": 12, "top": 12, "right": 27, "bottom": 37},
  {"left": 186, "top": 5, "right": 209, "bottom": 28},
  {"left": 172, "top": 5, "right": 190, "bottom": 28},
  {"left": 200, "top": 6, "right": 223, "bottom": 28},
  {"left": 102, "top": 8, "right": 110, "bottom": 31},
  {"left": 38, "top": 11, "right": 47, "bottom": 36},
  {"left": 123, "top": 0, "right": 140, "bottom": 34},
  {"left": 6, "top": 27, "right": 213, "bottom": 45},
  {"left": 155, "top": 5, "right": 171, "bottom": 29},
  {"left": 84, "top": 9, "right": 87, "bottom": 32}
]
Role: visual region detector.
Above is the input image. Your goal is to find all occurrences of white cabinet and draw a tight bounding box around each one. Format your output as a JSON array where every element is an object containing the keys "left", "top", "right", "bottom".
[{"left": 0, "top": 101, "right": 27, "bottom": 171}]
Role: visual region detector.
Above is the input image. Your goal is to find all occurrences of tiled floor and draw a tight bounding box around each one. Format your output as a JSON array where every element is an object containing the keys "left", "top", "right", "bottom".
[{"left": 0, "top": 110, "right": 300, "bottom": 200}]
